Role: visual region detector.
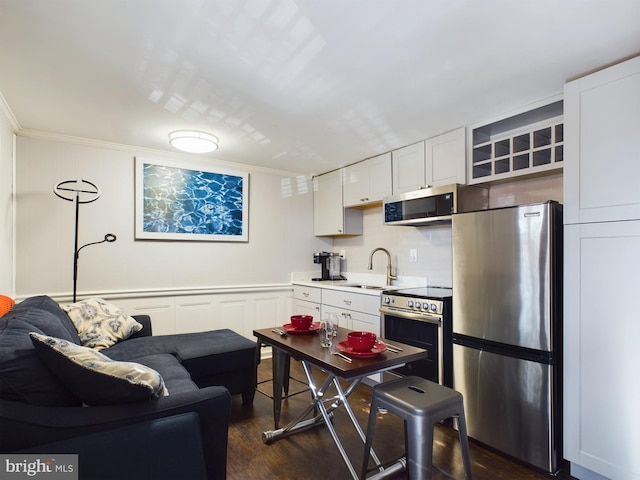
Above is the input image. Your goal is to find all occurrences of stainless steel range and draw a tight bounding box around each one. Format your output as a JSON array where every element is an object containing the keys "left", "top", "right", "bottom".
[{"left": 380, "top": 287, "right": 452, "bottom": 387}]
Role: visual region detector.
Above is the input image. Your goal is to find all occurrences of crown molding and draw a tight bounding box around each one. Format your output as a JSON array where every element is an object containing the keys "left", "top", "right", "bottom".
[{"left": 0, "top": 91, "right": 20, "bottom": 132}]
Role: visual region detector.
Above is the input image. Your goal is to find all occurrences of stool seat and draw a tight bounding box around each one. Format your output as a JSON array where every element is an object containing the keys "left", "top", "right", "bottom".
[{"left": 361, "top": 376, "right": 472, "bottom": 480}]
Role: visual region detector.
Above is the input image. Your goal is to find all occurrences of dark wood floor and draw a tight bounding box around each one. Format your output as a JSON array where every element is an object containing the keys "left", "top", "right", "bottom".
[{"left": 227, "top": 359, "right": 575, "bottom": 479}]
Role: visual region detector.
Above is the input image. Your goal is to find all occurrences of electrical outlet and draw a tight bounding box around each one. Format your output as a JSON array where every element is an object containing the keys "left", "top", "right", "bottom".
[
  {"left": 409, "top": 249, "right": 418, "bottom": 263},
  {"left": 339, "top": 249, "right": 346, "bottom": 259}
]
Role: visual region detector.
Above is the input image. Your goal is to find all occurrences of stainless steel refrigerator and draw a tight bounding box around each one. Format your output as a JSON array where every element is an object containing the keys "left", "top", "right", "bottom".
[{"left": 451, "top": 201, "right": 562, "bottom": 473}]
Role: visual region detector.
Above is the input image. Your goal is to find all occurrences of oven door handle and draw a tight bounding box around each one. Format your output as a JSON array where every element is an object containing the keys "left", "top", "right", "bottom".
[{"left": 379, "top": 306, "right": 442, "bottom": 324}]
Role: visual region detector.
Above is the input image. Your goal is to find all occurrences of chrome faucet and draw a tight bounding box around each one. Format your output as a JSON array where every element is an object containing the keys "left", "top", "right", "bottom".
[{"left": 367, "top": 247, "right": 398, "bottom": 286}]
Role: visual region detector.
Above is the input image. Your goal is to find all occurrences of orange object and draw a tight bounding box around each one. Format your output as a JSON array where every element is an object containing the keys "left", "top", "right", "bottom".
[{"left": 0, "top": 295, "right": 15, "bottom": 316}]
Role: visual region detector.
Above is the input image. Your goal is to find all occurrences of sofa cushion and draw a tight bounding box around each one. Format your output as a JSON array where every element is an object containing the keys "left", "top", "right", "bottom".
[
  {"left": 30, "top": 333, "right": 169, "bottom": 405},
  {"left": 133, "top": 353, "right": 199, "bottom": 396},
  {"left": 9, "top": 296, "right": 80, "bottom": 343},
  {"left": 105, "top": 329, "right": 256, "bottom": 380},
  {"left": 60, "top": 298, "right": 142, "bottom": 350},
  {"left": 0, "top": 300, "right": 82, "bottom": 406}
]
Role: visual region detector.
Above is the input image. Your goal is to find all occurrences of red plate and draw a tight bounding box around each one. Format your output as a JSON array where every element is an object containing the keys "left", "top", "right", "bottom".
[
  {"left": 282, "top": 323, "right": 321, "bottom": 334},
  {"left": 337, "top": 340, "right": 387, "bottom": 358}
]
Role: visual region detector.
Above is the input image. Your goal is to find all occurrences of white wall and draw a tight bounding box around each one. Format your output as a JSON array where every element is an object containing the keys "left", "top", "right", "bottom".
[
  {"left": 0, "top": 113, "right": 14, "bottom": 295},
  {"left": 12, "top": 133, "right": 562, "bottom": 298},
  {"left": 14, "top": 135, "right": 328, "bottom": 298}
]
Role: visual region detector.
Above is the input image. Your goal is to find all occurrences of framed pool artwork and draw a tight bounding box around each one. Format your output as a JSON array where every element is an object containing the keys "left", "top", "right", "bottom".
[{"left": 134, "top": 157, "right": 249, "bottom": 242}]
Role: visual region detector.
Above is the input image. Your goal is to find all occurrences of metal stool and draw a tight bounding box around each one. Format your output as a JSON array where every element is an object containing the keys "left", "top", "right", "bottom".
[{"left": 361, "top": 376, "right": 472, "bottom": 480}]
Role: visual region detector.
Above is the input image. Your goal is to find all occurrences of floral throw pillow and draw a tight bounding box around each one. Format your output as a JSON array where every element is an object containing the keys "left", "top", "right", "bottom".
[
  {"left": 60, "top": 298, "right": 142, "bottom": 350},
  {"left": 30, "top": 332, "right": 168, "bottom": 405}
]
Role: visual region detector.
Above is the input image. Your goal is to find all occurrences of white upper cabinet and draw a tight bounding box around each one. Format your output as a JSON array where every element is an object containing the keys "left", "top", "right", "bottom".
[
  {"left": 343, "top": 152, "right": 392, "bottom": 207},
  {"left": 313, "top": 170, "right": 363, "bottom": 237},
  {"left": 564, "top": 55, "right": 640, "bottom": 225},
  {"left": 392, "top": 128, "right": 466, "bottom": 195},
  {"left": 425, "top": 127, "right": 467, "bottom": 187},
  {"left": 468, "top": 97, "right": 564, "bottom": 184},
  {"left": 392, "top": 141, "right": 426, "bottom": 194}
]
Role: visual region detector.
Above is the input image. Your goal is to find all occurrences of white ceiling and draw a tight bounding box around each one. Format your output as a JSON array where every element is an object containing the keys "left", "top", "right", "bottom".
[{"left": 0, "top": 0, "right": 638, "bottom": 175}]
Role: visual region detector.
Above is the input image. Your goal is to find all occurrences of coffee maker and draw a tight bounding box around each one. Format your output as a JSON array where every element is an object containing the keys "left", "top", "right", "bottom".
[{"left": 313, "top": 252, "right": 345, "bottom": 281}]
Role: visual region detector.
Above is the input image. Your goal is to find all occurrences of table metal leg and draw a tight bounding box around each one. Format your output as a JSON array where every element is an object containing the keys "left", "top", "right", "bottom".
[
  {"left": 262, "top": 359, "right": 407, "bottom": 480},
  {"left": 271, "top": 348, "right": 290, "bottom": 429}
]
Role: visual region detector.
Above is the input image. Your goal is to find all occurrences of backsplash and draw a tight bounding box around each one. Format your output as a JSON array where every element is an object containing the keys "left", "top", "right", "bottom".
[{"left": 488, "top": 173, "right": 563, "bottom": 208}]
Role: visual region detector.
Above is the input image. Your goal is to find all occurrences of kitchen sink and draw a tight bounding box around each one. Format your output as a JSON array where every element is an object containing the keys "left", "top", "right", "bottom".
[{"left": 342, "top": 284, "right": 386, "bottom": 290}]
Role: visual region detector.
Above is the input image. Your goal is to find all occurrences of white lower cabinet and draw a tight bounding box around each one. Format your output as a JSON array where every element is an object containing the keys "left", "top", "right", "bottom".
[
  {"left": 320, "top": 288, "right": 382, "bottom": 384},
  {"left": 564, "top": 221, "right": 640, "bottom": 479},
  {"left": 293, "top": 299, "right": 321, "bottom": 318},
  {"left": 292, "top": 285, "right": 322, "bottom": 319},
  {"left": 321, "top": 289, "right": 380, "bottom": 330}
]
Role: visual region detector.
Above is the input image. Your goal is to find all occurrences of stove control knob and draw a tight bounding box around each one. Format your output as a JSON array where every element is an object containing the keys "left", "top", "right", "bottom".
[
  {"left": 430, "top": 303, "right": 438, "bottom": 312},
  {"left": 383, "top": 296, "right": 391, "bottom": 304},
  {"left": 422, "top": 302, "right": 429, "bottom": 310},
  {"left": 407, "top": 300, "right": 414, "bottom": 307}
]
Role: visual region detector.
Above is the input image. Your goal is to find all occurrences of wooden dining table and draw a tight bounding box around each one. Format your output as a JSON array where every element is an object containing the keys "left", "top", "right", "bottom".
[{"left": 253, "top": 326, "right": 429, "bottom": 480}]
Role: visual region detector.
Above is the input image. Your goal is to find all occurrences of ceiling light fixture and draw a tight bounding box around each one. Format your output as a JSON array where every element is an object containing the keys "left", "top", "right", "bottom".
[{"left": 169, "top": 130, "right": 219, "bottom": 153}]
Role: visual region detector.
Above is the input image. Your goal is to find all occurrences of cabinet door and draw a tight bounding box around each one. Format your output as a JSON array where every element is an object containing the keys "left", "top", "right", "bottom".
[
  {"left": 392, "top": 141, "right": 426, "bottom": 194},
  {"left": 293, "top": 299, "right": 320, "bottom": 317},
  {"left": 367, "top": 152, "right": 392, "bottom": 203},
  {"left": 564, "top": 56, "right": 640, "bottom": 224},
  {"left": 350, "top": 311, "right": 380, "bottom": 336},
  {"left": 425, "top": 127, "right": 466, "bottom": 186},
  {"left": 343, "top": 153, "right": 392, "bottom": 207},
  {"left": 564, "top": 221, "right": 640, "bottom": 479},
  {"left": 314, "top": 171, "right": 344, "bottom": 235},
  {"left": 322, "top": 304, "right": 351, "bottom": 329},
  {"left": 313, "top": 170, "right": 363, "bottom": 236},
  {"left": 343, "top": 161, "right": 368, "bottom": 207}
]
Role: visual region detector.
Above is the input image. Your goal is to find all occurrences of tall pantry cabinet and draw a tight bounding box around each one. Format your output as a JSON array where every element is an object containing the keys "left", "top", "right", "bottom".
[{"left": 563, "top": 55, "right": 640, "bottom": 480}]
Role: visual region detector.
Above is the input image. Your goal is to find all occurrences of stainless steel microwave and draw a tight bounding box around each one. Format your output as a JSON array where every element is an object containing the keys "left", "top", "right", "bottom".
[{"left": 383, "top": 184, "right": 488, "bottom": 226}]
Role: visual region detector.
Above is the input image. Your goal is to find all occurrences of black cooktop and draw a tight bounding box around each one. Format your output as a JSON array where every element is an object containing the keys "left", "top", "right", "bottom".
[{"left": 383, "top": 286, "right": 453, "bottom": 299}]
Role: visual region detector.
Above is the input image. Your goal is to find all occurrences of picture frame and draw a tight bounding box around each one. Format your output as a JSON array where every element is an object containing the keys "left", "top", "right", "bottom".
[{"left": 134, "top": 157, "right": 249, "bottom": 242}]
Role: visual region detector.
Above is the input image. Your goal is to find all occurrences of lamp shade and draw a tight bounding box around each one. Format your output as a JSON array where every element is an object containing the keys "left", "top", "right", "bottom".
[{"left": 169, "top": 130, "right": 219, "bottom": 153}]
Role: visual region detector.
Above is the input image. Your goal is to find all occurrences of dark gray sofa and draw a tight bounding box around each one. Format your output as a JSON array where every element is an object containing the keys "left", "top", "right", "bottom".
[{"left": 0, "top": 295, "right": 258, "bottom": 480}]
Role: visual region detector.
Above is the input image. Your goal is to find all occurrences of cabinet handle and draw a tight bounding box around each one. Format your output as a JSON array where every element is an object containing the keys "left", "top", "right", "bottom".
[
  {"left": 303, "top": 292, "right": 309, "bottom": 297},
  {"left": 315, "top": 306, "right": 320, "bottom": 311},
  {"left": 343, "top": 300, "right": 352, "bottom": 305}
]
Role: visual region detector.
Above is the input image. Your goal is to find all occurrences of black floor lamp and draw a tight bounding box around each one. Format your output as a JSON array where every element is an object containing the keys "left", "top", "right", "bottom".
[{"left": 54, "top": 179, "right": 117, "bottom": 302}]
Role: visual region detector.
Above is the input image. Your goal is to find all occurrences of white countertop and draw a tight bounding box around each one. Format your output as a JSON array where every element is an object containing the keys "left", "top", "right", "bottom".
[{"left": 291, "top": 272, "right": 427, "bottom": 296}]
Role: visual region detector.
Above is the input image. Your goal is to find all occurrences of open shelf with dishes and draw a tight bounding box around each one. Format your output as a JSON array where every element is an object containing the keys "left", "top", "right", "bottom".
[{"left": 469, "top": 98, "right": 563, "bottom": 183}]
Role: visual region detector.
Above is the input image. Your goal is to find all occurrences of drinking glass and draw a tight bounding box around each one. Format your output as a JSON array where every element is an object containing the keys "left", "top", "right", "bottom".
[{"left": 319, "top": 313, "right": 337, "bottom": 347}]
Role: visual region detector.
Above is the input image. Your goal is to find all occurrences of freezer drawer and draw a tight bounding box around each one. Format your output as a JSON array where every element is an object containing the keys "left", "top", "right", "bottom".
[{"left": 453, "top": 343, "right": 560, "bottom": 472}]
